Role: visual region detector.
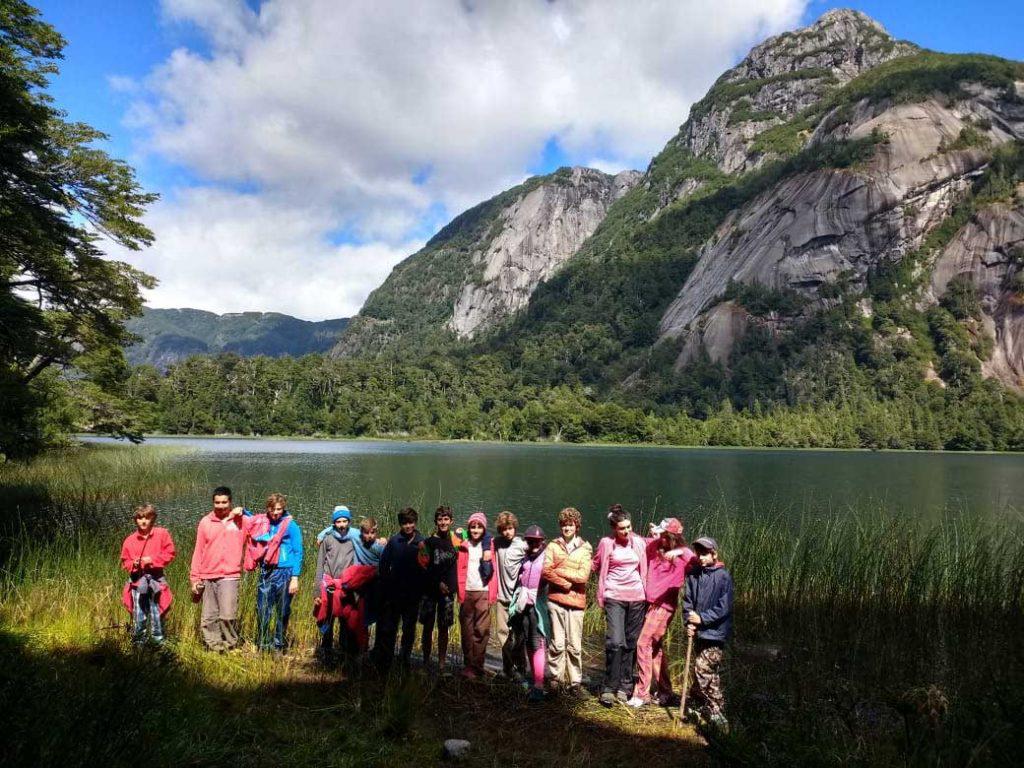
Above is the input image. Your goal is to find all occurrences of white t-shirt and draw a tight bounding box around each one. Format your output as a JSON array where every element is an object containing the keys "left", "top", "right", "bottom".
[{"left": 466, "top": 540, "right": 485, "bottom": 592}]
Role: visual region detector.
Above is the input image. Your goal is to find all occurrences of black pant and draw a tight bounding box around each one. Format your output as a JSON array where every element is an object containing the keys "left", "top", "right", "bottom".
[
  {"left": 603, "top": 599, "right": 647, "bottom": 694},
  {"left": 503, "top": 604, "right": 541, "bottom": 676},
  {"left": 373, "top": 595, "right": 420, "bottom": 670}
]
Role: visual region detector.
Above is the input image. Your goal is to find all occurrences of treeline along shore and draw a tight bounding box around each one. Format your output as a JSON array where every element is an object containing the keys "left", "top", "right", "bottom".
[
  {"left": 1, "top": 444, "right": 1022, "bottom": 767},
  {"left": 122, "top": 353, "right": 1024, "bottom": 451}
]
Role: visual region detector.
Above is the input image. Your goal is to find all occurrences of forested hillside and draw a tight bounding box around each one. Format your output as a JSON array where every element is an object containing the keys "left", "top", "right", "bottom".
[
  {"left": 129, "top": 10, "right": 1024, "bottom": 451},
  {"left": 126, "top": 308, "right": 349, "bottom": 368}
]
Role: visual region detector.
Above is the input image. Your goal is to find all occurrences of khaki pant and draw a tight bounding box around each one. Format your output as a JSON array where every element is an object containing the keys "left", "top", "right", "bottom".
[
  {"left": 459, "top": 591, "right": 491, "bottom": 673},
  {"left": 200, "top": 577, "right": 240, "bottom": 651},
  {"left": 547, "top": 601, "right": 585, "bottom": 686},
  {"left": 494, "top": 600, "right": 511, "bottom": 649}
]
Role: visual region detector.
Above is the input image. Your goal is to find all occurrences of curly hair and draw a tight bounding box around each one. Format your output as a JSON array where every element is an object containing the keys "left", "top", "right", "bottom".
[{"left": 558, "top": 507, "right": 582, "bottom": 528}]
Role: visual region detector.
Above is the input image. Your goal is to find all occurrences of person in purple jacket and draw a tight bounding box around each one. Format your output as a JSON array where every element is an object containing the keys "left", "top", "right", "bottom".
[{"left": 684, "top": 536, "right": 734, "bottom": 730}]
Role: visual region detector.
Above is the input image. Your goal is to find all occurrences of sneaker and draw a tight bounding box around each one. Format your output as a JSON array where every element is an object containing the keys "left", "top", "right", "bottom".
[
  {"left": 616, "top": 690, "right": 630, "bottom": 703},
  {"left": 527, "top": 687, "right": 545, "bottom": 704},
  {"left": 599, "top": 691, "right": 616, "bottom": 707},
  {"left": 626, "top": 696, "right": 648, "bottom": 709}
]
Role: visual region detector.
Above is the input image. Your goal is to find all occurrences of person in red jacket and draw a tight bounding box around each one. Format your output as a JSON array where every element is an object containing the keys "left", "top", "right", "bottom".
[
  {"left": 120, "top": 504, "right": 176, "bottom": 644},
  {"left": 190, "top": 486, "right": 250, "bottom": 651}
]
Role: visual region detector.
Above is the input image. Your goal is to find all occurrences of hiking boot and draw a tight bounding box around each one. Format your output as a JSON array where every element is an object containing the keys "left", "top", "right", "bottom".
[
  {"left": 626, "top": 696, "right": 648, "bottom": 709},
  {"left": 566, "top": 684, "right": 589, "bottom": 700},
  {"left": 599, "top": 691, "right": 616, "bottom": 707},
  {"left": 527, "top": 687, "right": 545, "bottom": 704},
  {"left": 708, "top": 713, "right": 730, "bottom": 733},
  {"left": 616, "top": 690, "right": 630, "bottom": 703}
]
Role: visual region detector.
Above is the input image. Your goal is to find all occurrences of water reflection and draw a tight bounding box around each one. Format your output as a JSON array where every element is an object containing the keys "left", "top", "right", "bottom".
[{"left": 84, "top": 437, "right": 1024, "bottom": 537}]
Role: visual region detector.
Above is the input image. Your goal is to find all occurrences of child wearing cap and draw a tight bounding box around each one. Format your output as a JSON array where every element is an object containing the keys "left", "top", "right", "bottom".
[
  {"left": 120, "top": 504, "right": 176, "bottom": 644},
  {"left": 506, "top": 525, "right": 550, "bottom": 703},
  {"left": 456, "top": 511, "right": 497, "bottom": 678},
  {"left": 627, "top": 518, "right": 695, "bottom": 707},
  {"left": 542, "top": 507, "right": 592, "bottom": 696},
  {"left": 684, "top": 537, "right": 734, "bottom": 729}
]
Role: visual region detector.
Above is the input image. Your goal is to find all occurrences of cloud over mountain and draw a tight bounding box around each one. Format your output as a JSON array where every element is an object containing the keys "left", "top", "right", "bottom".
[{"left": 120, "top": 0, "right": 807, "bottom": 319}]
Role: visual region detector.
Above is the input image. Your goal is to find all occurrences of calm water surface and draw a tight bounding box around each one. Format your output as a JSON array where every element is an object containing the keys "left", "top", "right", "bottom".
[{"left": 85, "top": 437, "right": 1024, "bottom": 538}]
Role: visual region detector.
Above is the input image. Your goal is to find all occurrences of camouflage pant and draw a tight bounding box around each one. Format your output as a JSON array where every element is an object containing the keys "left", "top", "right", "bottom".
[{"left": 688, "top": 641, "right": 725, "bottom": 717}]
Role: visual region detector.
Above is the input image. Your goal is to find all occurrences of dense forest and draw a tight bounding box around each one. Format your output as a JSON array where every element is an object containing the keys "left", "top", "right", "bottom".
[{"left": 121, "top": 351, "right": 1024, "bottom": 450}]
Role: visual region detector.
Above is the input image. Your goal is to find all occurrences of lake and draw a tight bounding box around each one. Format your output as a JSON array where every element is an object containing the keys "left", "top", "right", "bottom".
[{"left": 82, "top": 436, "right": 1024, "bottom": 539}]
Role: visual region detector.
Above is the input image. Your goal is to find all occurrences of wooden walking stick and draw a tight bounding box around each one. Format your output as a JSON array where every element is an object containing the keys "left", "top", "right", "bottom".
[{"left": 678, "top": 630, "right": 695, "bottom": 722}]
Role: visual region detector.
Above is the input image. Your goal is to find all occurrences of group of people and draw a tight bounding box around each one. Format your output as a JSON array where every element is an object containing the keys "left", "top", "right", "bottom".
[{"left": 119, "top": 487, "right": 734, "bottom": 726}]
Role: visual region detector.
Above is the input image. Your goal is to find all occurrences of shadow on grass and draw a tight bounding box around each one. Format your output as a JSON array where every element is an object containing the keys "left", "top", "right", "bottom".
[{"left": 0, "top": 630, "right": 708, "bottom": 768}]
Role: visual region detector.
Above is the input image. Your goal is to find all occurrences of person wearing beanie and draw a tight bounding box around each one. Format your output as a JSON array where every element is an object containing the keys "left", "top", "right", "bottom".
[
  {"left": 684, "top": 537, "right": 734, "bottom": 730},
  {"left": 593, "top": 504, "right": 648, "bottom": 707},
  {"left": 313, "top": 506, "right": 357, "bottom": 664},
  {"left": 456, "top": 511, "right": 497, "bottom": 678},
  {"left": 628, "top": 518, "right": 696, "bottom": 708},
  {"left": 317, "top": 505, "right": 386, "bottom": 567},
  {"left": 542, "top": 507, "right": 592, "bottom": 697},
  {"left": 506, "top": 525, "right": 550, "bottom": 703}
]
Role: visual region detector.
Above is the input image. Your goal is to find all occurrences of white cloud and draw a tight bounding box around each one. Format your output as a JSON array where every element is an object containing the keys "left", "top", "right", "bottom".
[
  {"left": 122, "top": 0, "right": 809, "bottom": 318},
  {"left": 115, "top": 188, "right": 420, "bottom": 320}
]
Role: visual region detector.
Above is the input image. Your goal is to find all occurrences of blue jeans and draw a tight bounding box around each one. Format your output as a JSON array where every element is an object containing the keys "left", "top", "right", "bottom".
[
  {"left": 256, "top": 566, "right": 293, "bottom": 650},
  {"left": 132, "top": 587, "right": 164, "bottom": 644}
]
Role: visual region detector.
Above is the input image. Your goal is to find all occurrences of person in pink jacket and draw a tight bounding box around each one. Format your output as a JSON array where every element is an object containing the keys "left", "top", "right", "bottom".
[
  {"left": 189, "top": 486, "right": 250, "bottom": 651},
  {"left": 628, "top": 518, "right": 695, "bottom": 707},
  {"left": 593, "top": 504, "right": 648, "bottom": 707}
]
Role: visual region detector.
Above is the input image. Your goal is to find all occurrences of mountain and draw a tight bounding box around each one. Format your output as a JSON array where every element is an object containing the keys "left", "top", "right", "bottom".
[
  {"left": 335, "top": 166, "right": 640, "bottom": 355},
  {"left": 332, "top": 9, "right": 1024, "bottom": 438},
  {"left": 127, "top": 308, "right": 349, "bottom": 368}
]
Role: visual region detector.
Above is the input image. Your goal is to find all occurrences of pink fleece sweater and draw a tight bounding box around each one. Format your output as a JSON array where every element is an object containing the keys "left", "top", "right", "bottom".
[
  {"left": 644, "top": 539, "right": 695, "bottom": 609},
  {"left": 190, "top": 511, "right": 251, "bottom": 581}
]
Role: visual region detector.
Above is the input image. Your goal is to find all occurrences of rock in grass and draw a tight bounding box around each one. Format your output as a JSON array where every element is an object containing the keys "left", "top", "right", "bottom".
[{"left": 442, "top": 739, "right": 471, "bottom": 761}]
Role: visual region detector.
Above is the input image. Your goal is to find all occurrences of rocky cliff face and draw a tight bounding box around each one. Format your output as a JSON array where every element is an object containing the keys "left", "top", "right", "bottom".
[
  {"left": 335, "top": 166, "right": 639, "bottom": 355},
  {"left": 678, "top": 9, "right": 918, "bottom": 177},
  {"left": 450, "top": 168, "right": 639, "bottom": 338},
  {"left": 659, "top": 82, "right": 1024, "bottom": 384}
]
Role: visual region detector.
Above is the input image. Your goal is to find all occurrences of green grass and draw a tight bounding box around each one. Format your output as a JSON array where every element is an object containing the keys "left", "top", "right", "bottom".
[{"left": 3, "top": 448, "right": 1023, "bottom": 766}]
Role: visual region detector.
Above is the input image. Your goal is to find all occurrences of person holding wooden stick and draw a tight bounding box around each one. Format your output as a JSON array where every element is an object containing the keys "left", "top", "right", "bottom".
[{"left": 683, "top": 536, "right": 734, "bottom": 730}]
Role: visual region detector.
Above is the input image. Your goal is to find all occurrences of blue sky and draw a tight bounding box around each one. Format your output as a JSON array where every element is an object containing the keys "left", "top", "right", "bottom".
[{"left": 31, "top": 0, "right": 1024, "bottom": 319}]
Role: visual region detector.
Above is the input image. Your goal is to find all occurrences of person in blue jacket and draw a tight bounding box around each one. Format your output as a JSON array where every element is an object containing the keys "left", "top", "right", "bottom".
[
  {"left": 683, "top": 536, "right": 734, "bottom": 729},
  {"left": 252, "top": 492, "right": 304, "bottom": 652}
]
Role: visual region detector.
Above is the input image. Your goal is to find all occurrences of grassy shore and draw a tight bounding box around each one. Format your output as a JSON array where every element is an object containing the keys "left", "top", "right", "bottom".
[{"left": 1, "top": 446, "right": 1022, "bottom": 766}]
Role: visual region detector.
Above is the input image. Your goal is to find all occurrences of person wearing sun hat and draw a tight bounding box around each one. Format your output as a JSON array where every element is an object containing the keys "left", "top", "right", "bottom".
[
  {"left": 506, "top": 525, "right": 550, "bottom": 703},
  {"left": 627, "top": 517, "right": 695, "bottom": 708}
]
